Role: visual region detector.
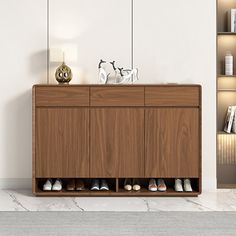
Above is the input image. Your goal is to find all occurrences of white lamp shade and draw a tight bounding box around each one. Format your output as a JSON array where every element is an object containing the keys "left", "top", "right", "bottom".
[{"left": 50, "top": 44, "right": 78, "bottom": 62}]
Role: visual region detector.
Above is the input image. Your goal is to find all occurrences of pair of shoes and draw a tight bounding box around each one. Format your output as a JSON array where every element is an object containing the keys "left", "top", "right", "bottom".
[
  {"left": 67, "top": 179, "right": 85, "bottom": 191},
  {"left": 124, "top": 179, "right": 141, "bottom": 191},
  {"left": 175, "top": 179, "right": 192, "bottom": 192},
  {"left": 148, "top": 179, "right": 167, "bottom": 192},
  {"left": 43, "top": 179, "right": 62, "bottom": 191},
  {"left": 91, "top": 179, "right": 109, "bottom": 191}
]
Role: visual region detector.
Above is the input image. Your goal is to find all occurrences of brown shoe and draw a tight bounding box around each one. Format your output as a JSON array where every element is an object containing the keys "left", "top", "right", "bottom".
[
  {"left": 76, "top": 179, "right": 85, "bottom": 191},
  {"left": 66, "top": 179, "right": 75, "bottom": 191}
]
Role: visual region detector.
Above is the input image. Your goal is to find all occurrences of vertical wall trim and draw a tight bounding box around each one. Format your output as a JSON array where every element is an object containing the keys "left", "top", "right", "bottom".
[
  {"left": 47, "top": 0, "right": 50, "bottom": 84},
  {"left": 131, "top": 0, "right": 134, "bottom": 70}
]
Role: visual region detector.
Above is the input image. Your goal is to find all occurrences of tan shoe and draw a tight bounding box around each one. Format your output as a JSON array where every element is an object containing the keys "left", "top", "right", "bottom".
[
  {"left": 66, "top": 179, "right": 75, "bottom": 191},
  {"left": 124, "top": 178, "right": 132, "bottom": 191},
  {"left": 76, "top": 179, "right": 85, "bottom": 191},
  {"left": 132, "top": 179, "right": 141, "bottom": 191},
  {"left": 148, "top": 179, "right": 157, "bottom": 192},
  {"left": 157, "top": 179, "right": 167, "bottom": 192}
]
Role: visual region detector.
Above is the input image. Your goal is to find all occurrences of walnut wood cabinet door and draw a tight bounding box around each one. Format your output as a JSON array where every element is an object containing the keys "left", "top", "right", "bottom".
[
  {"left": 35, "top": 108, "right": 89, "bottom": 178},
  {"left": 145, "top": 108, "right": 199, "bottom": 178},
  {"left": 90, "top": 108, "right": 144, "bottom": 178}
]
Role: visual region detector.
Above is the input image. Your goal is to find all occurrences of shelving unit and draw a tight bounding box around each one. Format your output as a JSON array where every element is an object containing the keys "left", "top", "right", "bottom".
[
  {"left": 35, "top": 178, "right": 200, "bottom": 197},
  {"left": 218, "top": 32, "right": 236, "bottom": 35},
  {"left": 32, "top": 84, "right": 202, "bottom": 197},
  {"left": 218, "top": 75, "right": 236, "bottom": 77},
  {"left": 217, "top": 0, "right": 236, "bottom": 187}
]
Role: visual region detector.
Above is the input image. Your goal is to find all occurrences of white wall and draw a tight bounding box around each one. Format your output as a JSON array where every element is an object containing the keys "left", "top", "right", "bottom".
[
  {"left": 0, "top": 0, "right": 47, "bottom": 188},
  {"left": 0, "top": 0, "right": 216, "bottom": 190}
]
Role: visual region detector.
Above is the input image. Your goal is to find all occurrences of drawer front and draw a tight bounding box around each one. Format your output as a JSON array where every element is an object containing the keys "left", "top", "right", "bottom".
[
  {"left": 145, "top": 86, "right": 200, "bottom": 107},
  {"left": 90, "top": 87, "right": 144, "bottom": 106},
  {"left": 35, "top": 87, "right": 89, "bottom": 106}
]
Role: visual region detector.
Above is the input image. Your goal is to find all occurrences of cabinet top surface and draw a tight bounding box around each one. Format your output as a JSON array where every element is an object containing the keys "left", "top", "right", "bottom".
[{"left": 33, "top": 84, "right": 201, "bottom": 88}]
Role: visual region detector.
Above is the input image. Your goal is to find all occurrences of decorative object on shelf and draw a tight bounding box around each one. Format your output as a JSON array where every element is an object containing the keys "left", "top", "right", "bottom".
[
  {"left": 55, "top": 60, "right": 73, "bottom": 84},
  {"left": 50, "top": 45, "right": 77, "bottom": 84},
  {"left": 98, "top": 59, "right": 138, "bottom": 84},
  {"left": 228, "top": 9, "right": 236, "bottom": 32},
  {"left": 224, "top": 106, "right": 236, "bottom": 133},
  {"left": 98, "top": 60, "right": 109, "bottom": 84},
  {"left": 225, "top": 51, "right": 234, "bottom": 76}
]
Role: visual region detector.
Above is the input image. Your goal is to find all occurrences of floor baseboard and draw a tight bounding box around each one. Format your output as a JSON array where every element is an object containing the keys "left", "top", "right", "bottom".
[{"left": 0, "top": 178, "right": 31, "bottom": 190}]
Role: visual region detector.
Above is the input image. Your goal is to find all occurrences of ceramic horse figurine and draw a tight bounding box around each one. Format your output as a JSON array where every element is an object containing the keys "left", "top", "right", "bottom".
[
  {"left": 98, "top": 59, "right": 110, "bottom": 84},
  {"left": 98, "top": 59, "right": 138, "bottom": 84},
  {"left": 117, "top": 67, "right": 139, "bottom": 84}
]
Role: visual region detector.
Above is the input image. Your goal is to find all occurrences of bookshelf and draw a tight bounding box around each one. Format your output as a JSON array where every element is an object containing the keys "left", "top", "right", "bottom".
[{"left": 217, "top": 0, "right": 236, "bottom": 187}]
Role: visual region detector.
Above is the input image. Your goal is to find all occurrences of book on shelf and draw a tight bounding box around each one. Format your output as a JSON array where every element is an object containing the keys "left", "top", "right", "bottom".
[
  {"left": 228, "top": 9, "right": 236, "bottom": 32},
  {"left": 232, "top": 111, "right": 236, "bottom": 133},
  {"left": 224, "top": 106, "right": 236, "bottom": 133}
]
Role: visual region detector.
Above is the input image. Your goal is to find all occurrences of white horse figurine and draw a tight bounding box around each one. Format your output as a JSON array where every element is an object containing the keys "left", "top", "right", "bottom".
[
  {"left": 98, "top": 59, "right": 138, "bottom": 84},
  {"left": 117, "top": 68, "right": 138, "bottom": 84},
  {"left": 98, "top": 60, "right": 109, "bottom": 84}
]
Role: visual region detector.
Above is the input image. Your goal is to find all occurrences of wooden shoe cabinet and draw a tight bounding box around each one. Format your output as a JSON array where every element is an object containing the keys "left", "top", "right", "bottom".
[{"left": 32, "top": 84, "right": 202, "bottom": 196}]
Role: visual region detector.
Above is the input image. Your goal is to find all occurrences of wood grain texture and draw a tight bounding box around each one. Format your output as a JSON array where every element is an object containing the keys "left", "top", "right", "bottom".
[
  {"left": 33, "top": 84, "right": 201, "bottom": 196},
  {"left": 145, "top": 86, "right": 200, "bottom": 106},
  {"left": 35, "top": 108, "right": 89, "bottom": 177},
  {"left": 90, "top": 87, "right": 144, "bottom": 106},
  {"left": 145, "top": 108, "right": 199, "bottom": 178},
  {"left": 32, "top": 86, "right": 36, "bottom": 193},
  {"left": 90, "top": 108, "right": 144, "bottom": 177},
  {"left": 35, "top": 87, "right": 89, "bottom": 106}
]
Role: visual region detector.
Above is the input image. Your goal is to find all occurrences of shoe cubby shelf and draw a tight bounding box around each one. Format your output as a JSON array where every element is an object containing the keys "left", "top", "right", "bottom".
[
  {"left": 33, "top": 85, "right": 202, "bottom": 197},
  {"left": 35, "top": 178, "right": 200, "bottom": 197}
]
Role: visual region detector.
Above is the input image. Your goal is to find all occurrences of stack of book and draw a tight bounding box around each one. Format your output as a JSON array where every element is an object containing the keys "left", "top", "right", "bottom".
[{"left": 224, "top": 106, "right": 236, "bottom": 133}]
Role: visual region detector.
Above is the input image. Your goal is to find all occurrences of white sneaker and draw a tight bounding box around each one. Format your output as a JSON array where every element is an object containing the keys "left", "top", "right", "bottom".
[
  {"left": 174, "top": 179, "right": 183, "bottom": 192},
  {"left": 100, "top": 179, "right": 109, "bottom": 191},
  {"left": 124, "top": 178, "right": 132, "bottom": 191},
  {"left": 52, "top": 179, "right": 62, "bottom": 191},
  {"left": 148, "top": 179, "right": 157, "bottom": 192},
  {"left": 157, "top": 179, "right": 167, "bottom": 192},
  {"left": 43, "top": 179, "right": 52, "bottom": 191},
  {"left": 91, "top": 179, "right": 100, "bottom": 191},
  {"left": 184, "top": 179, "right": 193, "bottom": 192}
]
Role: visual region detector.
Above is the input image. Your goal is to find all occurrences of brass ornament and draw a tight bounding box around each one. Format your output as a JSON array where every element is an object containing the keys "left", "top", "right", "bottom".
[{"left": 55, "top": 62, "right": 72, "bottom": 84}]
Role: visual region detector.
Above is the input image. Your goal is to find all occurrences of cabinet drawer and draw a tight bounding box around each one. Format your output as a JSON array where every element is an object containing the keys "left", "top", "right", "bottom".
[
  {"left": 145, "top": 86, "right": 200, "bottom": 107},
  {"left": 35, "top": 87, "right": 89, "bottom": 106},
  {"left": 90, "top": 87, "right": 144, "bottom": 106}
]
